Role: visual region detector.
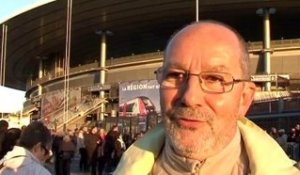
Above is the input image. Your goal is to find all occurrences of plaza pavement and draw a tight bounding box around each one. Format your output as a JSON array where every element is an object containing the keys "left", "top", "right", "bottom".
[{"left": 47, "top": 155, "right": 114, "bottom": 175}]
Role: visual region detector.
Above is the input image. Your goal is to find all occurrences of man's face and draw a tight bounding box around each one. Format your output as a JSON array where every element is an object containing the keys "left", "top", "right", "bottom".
[
  {"left": 92, "top": 127, "right": 98, "bottom": 134},
  {"left": 33, "top": 142, "right": 52, "bottom": 163},
  {"left": 160, "top": 24, "right": 254, "bottom": 160},
  {"left": 83, "top": 127, "right": 88, "bottom": 133}
]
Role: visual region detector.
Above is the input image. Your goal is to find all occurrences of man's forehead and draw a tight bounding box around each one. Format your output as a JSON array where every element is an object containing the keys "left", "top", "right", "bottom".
[
  {"left": 164, "top": 24, "right": 241, "bottom": 71},
  {"left": 164, "top": 60, "right": 231, "bottom": 72},
  {"left": 167, "top": 22, "right": 240, "bottom": 51}
]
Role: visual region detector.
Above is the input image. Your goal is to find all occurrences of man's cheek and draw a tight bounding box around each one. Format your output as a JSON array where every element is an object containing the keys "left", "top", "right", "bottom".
[
  {"left": 212, "top": 97, "right": 240, "bottom": 118},
  {"left": 215, "top": 100, "right": 225, "bottom": 108}
]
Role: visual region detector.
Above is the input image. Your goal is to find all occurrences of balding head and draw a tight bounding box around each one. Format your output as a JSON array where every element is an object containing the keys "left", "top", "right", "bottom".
[{"left": 165, "top": 21, "right": 250, "bottom": 78}]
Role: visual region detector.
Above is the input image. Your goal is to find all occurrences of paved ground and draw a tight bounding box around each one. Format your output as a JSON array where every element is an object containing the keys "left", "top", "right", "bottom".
[
  {"left": 47, "top": 155, "right": 114, "bottom": 175},
  {"left": 70, "top": 156, "right": 88, "bottom": 175},
  {"left": 46, "top": 155, "right": 89, "bottom": 175}
]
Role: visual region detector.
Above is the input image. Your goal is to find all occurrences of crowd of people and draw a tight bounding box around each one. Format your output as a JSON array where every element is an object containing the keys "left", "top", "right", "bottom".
[
  {"left": 0, "top": 118, "right": 145, "bottom": 175},
  {"left": 51, "top": 125, "right": 144, "bottom": 175},
  {"left": 269, "top": 124, "right": 300, "bottom": 161}
]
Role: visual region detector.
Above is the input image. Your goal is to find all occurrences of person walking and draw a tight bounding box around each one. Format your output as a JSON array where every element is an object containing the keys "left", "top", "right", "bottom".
[{"left": 59, "top": 134, "right": 76, "bottom": 175}]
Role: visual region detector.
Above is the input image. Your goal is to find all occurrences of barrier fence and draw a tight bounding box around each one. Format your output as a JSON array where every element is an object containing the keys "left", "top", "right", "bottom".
[{"left": 286, "top": 142, "right": 300, "bottom": 161}]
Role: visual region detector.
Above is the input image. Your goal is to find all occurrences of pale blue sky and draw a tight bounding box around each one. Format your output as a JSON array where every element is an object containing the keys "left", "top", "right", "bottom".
[
  {"left": 0, "top": 0, "right": 40, "bottom": 22},
  {"left": 0, "top": 0, "right": 43, "bottom": 112}
]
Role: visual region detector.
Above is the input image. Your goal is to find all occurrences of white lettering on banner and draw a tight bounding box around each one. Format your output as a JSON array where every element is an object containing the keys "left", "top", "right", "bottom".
[
  {"left": 122, "top": 82, "right": 160, "bottom": 91},
  {"left": 88, "top": 84, "right": 111, "bottom": 91},
  {"left": 250, "top": 74, "right": 290, "bottom": 82}
]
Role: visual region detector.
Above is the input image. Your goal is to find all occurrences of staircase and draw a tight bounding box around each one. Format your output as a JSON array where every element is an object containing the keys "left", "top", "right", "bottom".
[{"left": 48, "top": 98, "right": 107, "bottom": 131}]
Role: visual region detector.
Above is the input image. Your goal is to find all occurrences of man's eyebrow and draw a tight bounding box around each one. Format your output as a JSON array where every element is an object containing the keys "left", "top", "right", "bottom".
[
  {"left": 165, "top": 63, "right": 186, "bottom": 70},
  {"left": 203, "top": 65, "right": 229, "bottom": 72},
  {"left": 165, "top": 64, "right": 230, "bottom": 72}
]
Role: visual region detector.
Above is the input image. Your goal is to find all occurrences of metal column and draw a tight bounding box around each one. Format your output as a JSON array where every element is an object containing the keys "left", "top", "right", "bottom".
[
  {"left": 0, "top": 24, "right": 8, "bottom": 86},
  {"left": 99, "top": 32, "right": 107, "bottom": 121},
  {"left": 38, "top": 58, "right": 43, "bottom": 96},
  {"left": 195, "top": 0, "right": 199, "bottom": 22},
  {"left": 257, "top": 8, "right": 275, "bottom": 91},
  {"left": 96, "top": 30, "right": 112, "bottom": 122},
  {"left": 0, "top": 24, "right": 7, "bottom": 118}
]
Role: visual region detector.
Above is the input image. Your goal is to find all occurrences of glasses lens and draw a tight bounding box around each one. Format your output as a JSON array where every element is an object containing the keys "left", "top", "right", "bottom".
[
  {"left": 155, "top": 68, "right": 238, "bottom": 93},
  {"left": 42, "top": 145, "right": 50, "bottom": 155},
  {"left": 200, "top": 72, "right": 233, "bottom": 93},
  {"left": 157, "top": 70, "right": 187, "bottom": 88}
]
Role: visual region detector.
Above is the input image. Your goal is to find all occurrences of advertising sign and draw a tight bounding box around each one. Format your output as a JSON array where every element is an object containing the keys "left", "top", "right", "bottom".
[{"left": 119, "top": 80, "right": 160, "bottom": 117}]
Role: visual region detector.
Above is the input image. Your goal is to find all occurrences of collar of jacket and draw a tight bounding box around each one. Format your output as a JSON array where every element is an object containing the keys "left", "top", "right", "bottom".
[
  {"left": 114, "top": 117, "right": 299, "bottom": 175},
  {"left": 237, "top": 117, "right": 298, "bottom": 175},
  {"left": 1, "top": 146, "right": 43, "bottom": 170}
]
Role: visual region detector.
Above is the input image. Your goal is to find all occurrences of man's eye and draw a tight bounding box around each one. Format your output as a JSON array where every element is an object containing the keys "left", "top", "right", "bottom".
[
  {"left": 165, "top": 72, "right": 185, "bottom": 79},
  {"left": 202, "top": 74, "right": 225, "bottom": 83}
]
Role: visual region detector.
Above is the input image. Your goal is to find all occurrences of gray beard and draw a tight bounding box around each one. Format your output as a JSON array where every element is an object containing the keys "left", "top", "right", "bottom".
[{"left": 163, "top": 106, "right": 216, "bottom": 159}]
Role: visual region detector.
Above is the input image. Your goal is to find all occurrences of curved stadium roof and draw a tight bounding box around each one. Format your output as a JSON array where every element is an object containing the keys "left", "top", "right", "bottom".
[{"left": 1, "top": 0, "right": 300, "bottom": 90}]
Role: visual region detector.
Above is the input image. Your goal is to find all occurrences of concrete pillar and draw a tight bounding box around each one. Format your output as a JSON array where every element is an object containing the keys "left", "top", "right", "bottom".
[
  {"left": 257, "top": 8, "right": 276, "bottom": 91},
  {"left": 99, "top": 32, "right": 106, "bottom": 121},
  {"left": 96, "top": 30, "right": 112, "bottom": 121},
  {"left": 0, "top": 24, "right": 8, "bottom": 86},
  {"left": 195, "top": 0, "right": 199, "bottom": 22},
  {"left": 37, "top": 58, "right": 44, "bottom": 96}
]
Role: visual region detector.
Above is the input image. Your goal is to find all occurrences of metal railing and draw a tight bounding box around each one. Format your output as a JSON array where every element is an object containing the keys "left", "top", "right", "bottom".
[
  {"left": 48, "top": 97, "right": 106, "bottom": 130},
  {"left": 26, "top": 38, "right": 300, "bottom": 90},
  {"left": 248, "top": 96, "right": 300, "bottom": 116},
  {"left": 26, "top": 52, "right": 163, "bottom": 90}
]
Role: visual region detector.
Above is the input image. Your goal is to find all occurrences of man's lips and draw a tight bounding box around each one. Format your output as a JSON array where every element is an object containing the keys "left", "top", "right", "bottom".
[{"left": 176, "top": 118, "right": 206, "bottom": 128}]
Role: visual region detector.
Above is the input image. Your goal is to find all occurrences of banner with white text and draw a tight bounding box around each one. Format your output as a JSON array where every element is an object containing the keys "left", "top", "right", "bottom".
[{"left": 119, "top": 80, "right": 160, "bottom": 117}]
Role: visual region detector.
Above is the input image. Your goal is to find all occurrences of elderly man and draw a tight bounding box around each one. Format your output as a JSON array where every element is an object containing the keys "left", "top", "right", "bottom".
[
  {"left": 114, "top": 21, "right": 300, "bottom": 175},
  {"left": 0, "top": 121, "right": 52, "bottom": 175}
]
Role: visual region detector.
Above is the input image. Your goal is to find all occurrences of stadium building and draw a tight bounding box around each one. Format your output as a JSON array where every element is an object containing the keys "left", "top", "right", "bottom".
[{"left": 1, "top": 0, "right": 300, "bottom": 131}]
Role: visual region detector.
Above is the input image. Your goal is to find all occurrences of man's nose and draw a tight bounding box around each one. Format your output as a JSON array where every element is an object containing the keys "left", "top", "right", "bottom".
[{"left": 180, "top": 76, "right": 205, "bottom": 107}]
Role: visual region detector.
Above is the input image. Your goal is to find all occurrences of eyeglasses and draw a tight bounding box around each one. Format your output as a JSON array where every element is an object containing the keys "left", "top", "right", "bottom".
[
  {"left": 155, "top": 67, "right": 251, "bottom": 94},
  {"left": 41, "top": 144, "right": 51, "bottom": 156}
]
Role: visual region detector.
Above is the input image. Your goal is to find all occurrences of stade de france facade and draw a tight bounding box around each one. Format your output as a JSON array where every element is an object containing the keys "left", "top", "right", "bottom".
[{"left": 1, "top": 0, "right": 300, "bottom": 131}]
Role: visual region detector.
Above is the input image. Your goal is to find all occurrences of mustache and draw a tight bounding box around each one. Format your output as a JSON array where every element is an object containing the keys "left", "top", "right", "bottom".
[{"left": 165, "top": 107, "right": 213, "bottom": 121}]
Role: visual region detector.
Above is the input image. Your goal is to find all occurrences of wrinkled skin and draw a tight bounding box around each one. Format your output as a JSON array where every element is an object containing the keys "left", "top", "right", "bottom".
[{"left": 160, "top": 22, "right": 255, "bottom": 161}]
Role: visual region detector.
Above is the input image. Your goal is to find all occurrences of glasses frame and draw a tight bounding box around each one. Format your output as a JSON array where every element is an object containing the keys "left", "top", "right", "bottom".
[
  {"left": 154, "top": 68, "right": 251, "bottom": 94},
  {"left": 41, "top": 144, "right": 51, "bottom": 155}
]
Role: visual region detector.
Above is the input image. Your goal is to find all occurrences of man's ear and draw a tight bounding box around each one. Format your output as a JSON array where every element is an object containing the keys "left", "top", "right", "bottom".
[{"left": 238, "top": 82, "right": 256, "bottom": 118}]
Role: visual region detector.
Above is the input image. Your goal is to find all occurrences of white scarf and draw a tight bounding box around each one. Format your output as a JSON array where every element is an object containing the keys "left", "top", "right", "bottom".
[{"left": 151, "top": 128, "right": 249, "bottom": 175}]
